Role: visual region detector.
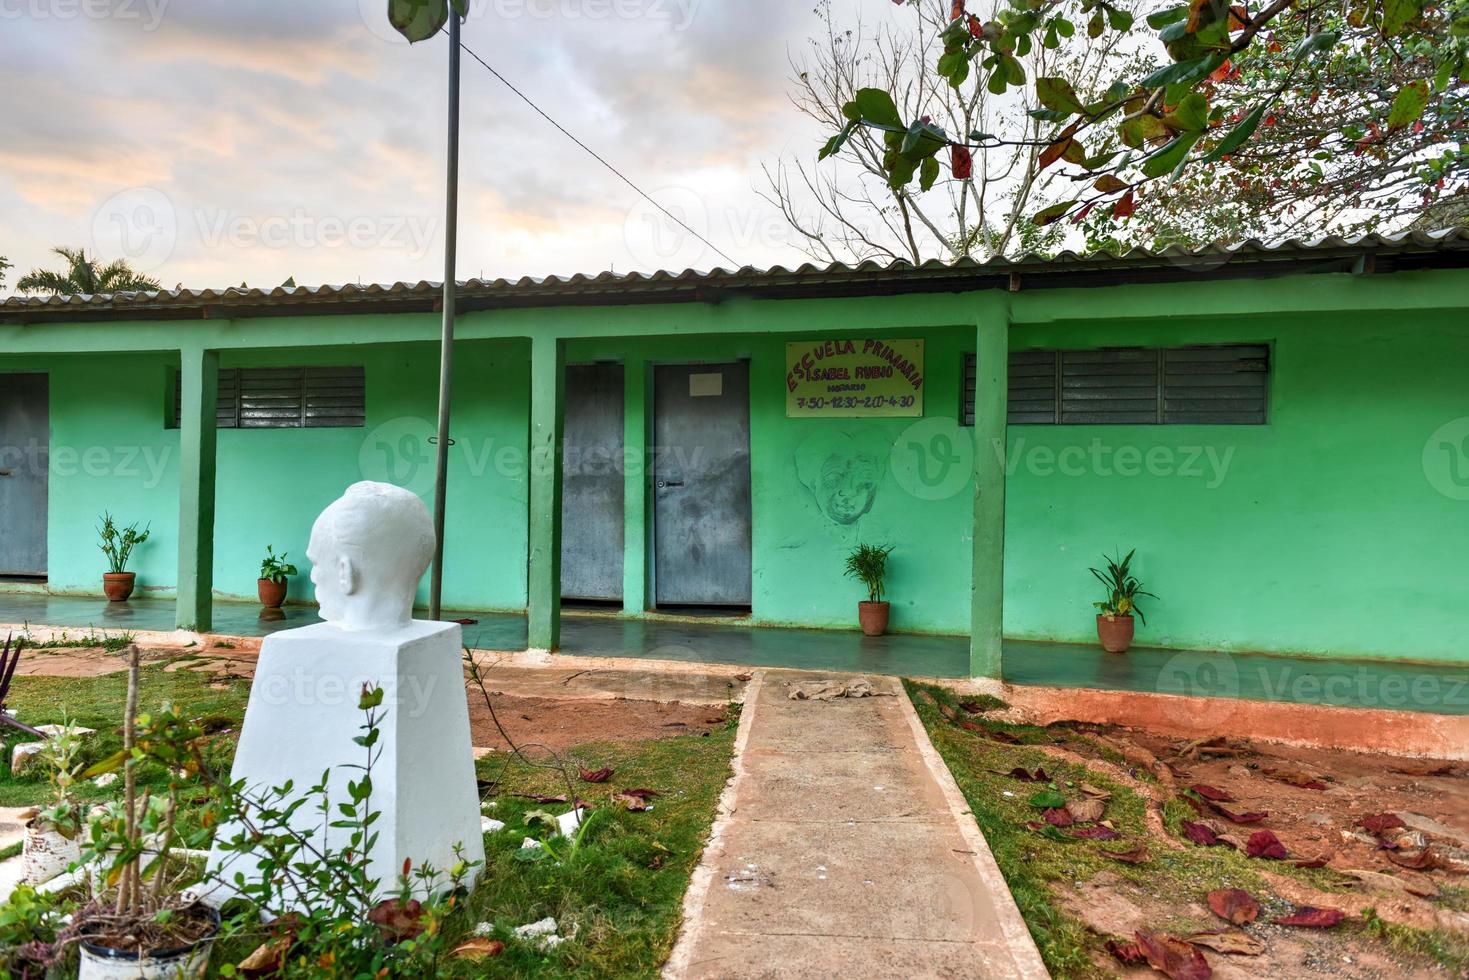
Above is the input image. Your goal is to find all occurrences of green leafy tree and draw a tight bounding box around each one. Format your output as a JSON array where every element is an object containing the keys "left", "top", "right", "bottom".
[
  {"left": 823, "top": 0, "right": 1469, "bottom": 236},
  {"left": 0, "top": 256, "right": 11, "bottom": 289},
  {"left": 16, "top": 246, "right": 160, "bottom": 296},
  {"left": 765, "top": 1, "right": 1149, "bottom": 262}
]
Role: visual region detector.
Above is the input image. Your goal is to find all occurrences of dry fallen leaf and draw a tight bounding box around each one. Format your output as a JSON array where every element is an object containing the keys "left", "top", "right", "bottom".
[
  {"left": 1190, "top": 784, "right": 1236, "bottom": 803},
  {"left": 1263, "top": 767, "right": 1327, "bottom": 790},
  {"left": 1068, "top": 825, "right": 1121, "bottom": 840},
  {"left": 1274, "top": 906, "right": 1346, "bottom": 928},
  {"left": 1101, "top": 844, "right": 1151, "bottom": 864},
  {"left": 1183, "top": 820, "right": 1224, "bottom": 846},
  {"left": 615, "top": 790, "right": 652, "bottom": 812},
  {"left": 1080, "top": 782, "right": 1113, "bottom": 801},
  {"left": 1065, "top": 798, "right": 1106, "bottom": 823},
  {"left": 1204, "top": 799, "right": 1270, "bottom": 824},
  {"left": 1186, "top": 929, "right": 1264, "bottom": 956},
  {"left": 1207, "top": 888, "right": 1260, "bottom": 925},
  {"left": 1246, "top": 830, "right": 1289, "bottom": 860},
  {"left": 1386, "top": 847, "right": 1441, "bottom": 871},
  {"left": 1107, "top": 938, "right": 1146, "bottom": 965},
  {"left": 367, "top": 898, "right": 426, "bottom": 942},
  {"left": 1135, "top": 929, "right": 1213, "bottom": 980},
  {"left": 238, "top": 935, "right": 293, "bottom": 977},
  {"left": 1360, "top": 813, "right": 1406, "bottom": 835},
  {"left": 1342, "top": 868, "right": 1439, "bottom": 899},
  {"left": 1043, "top": 807, "right": 1074, "bottom": 827},
  {"left": 578, "top": 766, "right": 614, "bottom": 784},
  {"left": 450, "top": 938, "right": 506, "bottom": 959}
]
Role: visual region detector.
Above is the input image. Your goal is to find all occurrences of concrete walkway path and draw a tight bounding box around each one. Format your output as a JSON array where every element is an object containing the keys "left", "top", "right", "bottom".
[{"left": 665, "top": 670, "right": 1048, "bottom": 980}]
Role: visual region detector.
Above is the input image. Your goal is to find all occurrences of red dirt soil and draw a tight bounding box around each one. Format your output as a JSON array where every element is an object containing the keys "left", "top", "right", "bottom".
[{"left": 466, "top": 694, "right": 732, "bottom": 753}]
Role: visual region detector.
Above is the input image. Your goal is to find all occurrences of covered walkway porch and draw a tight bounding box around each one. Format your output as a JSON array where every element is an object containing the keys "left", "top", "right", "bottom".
[{"left": 4, "top": 593, "right": 1464, "bottom": 717}]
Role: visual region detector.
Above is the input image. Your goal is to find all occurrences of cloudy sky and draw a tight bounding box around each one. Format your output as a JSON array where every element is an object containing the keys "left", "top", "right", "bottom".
[{"left": 0, "top": 0, "right": 902, "bottom": 292}]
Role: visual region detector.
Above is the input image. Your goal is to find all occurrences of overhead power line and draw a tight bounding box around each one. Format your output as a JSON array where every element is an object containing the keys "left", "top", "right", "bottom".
[{"left": 457, "top": 40, "right": 742, "bottom": 270}]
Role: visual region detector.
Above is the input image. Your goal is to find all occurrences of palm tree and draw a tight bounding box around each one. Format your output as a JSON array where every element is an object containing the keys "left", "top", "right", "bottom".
[{"left": 16, "top": 247, "right": 161, "bottom": 296}]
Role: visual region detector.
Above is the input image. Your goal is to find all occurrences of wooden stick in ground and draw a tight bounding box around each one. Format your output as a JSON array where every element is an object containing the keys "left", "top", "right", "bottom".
[{"left": 117, "top": 643, "right": 141, "bottom": 916}]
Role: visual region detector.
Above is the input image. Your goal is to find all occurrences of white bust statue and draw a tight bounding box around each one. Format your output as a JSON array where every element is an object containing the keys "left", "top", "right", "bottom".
[{"left": 306, "top": 481, "right": 436, "bottom": 631}]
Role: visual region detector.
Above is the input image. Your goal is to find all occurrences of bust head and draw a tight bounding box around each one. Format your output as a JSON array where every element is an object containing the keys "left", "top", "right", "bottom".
[{"left": 306, "top": 482, "right": 436, "bottom": 632}]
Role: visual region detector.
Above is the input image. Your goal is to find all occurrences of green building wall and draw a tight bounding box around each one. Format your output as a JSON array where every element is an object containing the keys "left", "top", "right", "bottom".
[{"left": 7, "top": 285, "right": 1467, "bottom": 666}]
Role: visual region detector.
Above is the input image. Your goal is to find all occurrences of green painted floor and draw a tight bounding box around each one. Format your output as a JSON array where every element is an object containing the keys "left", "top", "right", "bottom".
[{"left": 1, "top": 593, "right": 1464, "bottom": 716}]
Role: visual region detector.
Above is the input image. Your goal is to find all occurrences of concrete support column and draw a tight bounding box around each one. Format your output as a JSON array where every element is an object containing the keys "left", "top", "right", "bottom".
[
  {"left": 970, "top": 297, "right": 1010, "bottom": 678},
  {"left": 527, "top": 335, "right": 566, "bottom": 651},
  {"left": 176, "top": 347, "right": 219, "bottom": 631},
  {"left": 621, "top": 357, "right": 648, "bottom": 614}
]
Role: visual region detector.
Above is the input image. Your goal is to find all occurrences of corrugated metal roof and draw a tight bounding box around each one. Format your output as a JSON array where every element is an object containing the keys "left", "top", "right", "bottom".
[{"left": 2, "top": 228, "right": 1466, "bottom": 323}]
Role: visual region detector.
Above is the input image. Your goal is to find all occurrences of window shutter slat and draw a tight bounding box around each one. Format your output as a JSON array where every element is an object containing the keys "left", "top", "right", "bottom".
[
  {"left": 1060, "top": 349, "right": 1159, "bottom": 424},
  {"left": 170, "top": 365, "right": 364, "bottom": 429},
  {"left": 1162, "top": 345, "right": 1268, "bottom": 424}
]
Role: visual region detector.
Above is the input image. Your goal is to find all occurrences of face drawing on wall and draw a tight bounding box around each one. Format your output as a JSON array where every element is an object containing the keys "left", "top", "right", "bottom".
[{"left": 795, "top": 430, "right": 890, "bottom": 526}]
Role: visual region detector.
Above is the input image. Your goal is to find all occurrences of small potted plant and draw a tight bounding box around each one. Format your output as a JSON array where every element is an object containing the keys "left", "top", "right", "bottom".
[
  {"left": 845, "top": 543, "right": 895, "bottom": 637},
  {"left": 98, "top": 513, "right": 150, "bottom": 602},
  {"left": 22, "top": 722, "right": 86, "bottom": 886},
  {"left": 1090, "top": 550, "right": 1157, "bottom": 653},
  {"left": 71, "top": 647, "right": 220, "bottom": 979},
  {"left": 258, "top": 545, "right": 298, "bottom": 609}
]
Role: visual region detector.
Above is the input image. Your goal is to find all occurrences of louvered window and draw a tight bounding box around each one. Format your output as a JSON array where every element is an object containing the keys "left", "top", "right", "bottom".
[
  {"left": 962, "top": 345, "right": 1268, "bottom": 426},
  {"left": 171, "top": 366, "right": 365, "bottom": 429}
]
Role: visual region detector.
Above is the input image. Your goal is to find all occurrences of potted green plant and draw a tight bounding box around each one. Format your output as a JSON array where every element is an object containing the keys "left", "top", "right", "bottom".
[
  {"left": 258, "top": 545, "right": 298, "bottom": 609},
  {"left": 1090, "top": 550, "right": 1157, "bottom": 653},
  {"left": 98, "top": 514, "right": 150, "bottom": 602},
  {"left": 71, "top": 647, "right": 221, "bottom": 979},
  {"left": 845, "top": 543, "right": 895, "bottom": 637},
  {"left": 22, "top": 722, "right": 86, "bottom": 886}
]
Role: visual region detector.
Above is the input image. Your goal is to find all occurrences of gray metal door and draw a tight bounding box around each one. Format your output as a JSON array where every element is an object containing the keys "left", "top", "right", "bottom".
[
  {"left": 561, "top": 363, "right": 625, "bottom": 601},
  {"left": 0, "top": 374, "right": 49, "bottom": 576},
  {"left": 653, "top": 362, "right": 752, "bottom": 607}
]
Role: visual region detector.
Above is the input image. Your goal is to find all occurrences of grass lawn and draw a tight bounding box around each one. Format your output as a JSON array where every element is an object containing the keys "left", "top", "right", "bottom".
[
  {"left": 1, "top": 661, "right": 735, "bottom": 979},
  {"left": 904, "top": 680, "right": 1469, "bottom": 979}
]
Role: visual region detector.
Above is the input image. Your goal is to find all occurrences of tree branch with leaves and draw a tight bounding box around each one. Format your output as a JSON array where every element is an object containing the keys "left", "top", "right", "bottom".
[{"left": 822, "top": 0, "right": 1468, "bottom": 236}]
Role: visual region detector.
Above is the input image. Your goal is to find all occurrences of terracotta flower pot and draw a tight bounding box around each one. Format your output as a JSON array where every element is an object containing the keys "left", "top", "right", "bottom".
[
  {"left": 858, "top": 601, "right": 890, "bottom": 637},
  {"left": 258, "top": 577, "right": 288, "bottom": 609},
  {"left": 102, "top": 572, "right": 135, "bottom": 602},
  {"left": 1096, "top": 613, "right": 1135, "bottom": 653}
]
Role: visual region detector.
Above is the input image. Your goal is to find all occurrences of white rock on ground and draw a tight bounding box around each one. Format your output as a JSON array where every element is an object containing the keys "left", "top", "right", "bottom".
[
  {"left": 513, "top": 916, "right": 570, "bottom": 950},
  {"left": 10, "top": 743, "right": 44, "bottom": 776},
  {"left": 481, "top": 816, "right": 505, "bottom": 833},
  {"left": 555, "top": 808, "right": 587, "bottom": 837}
]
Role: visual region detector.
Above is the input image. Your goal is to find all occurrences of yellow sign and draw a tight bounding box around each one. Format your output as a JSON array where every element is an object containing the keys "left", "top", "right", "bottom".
[{"left": 785, "top": 339, "right": 925, "bottom": 418}]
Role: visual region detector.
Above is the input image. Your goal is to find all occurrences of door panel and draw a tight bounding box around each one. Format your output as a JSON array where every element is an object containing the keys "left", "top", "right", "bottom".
[
  {"left": 0, "top": 374, "right": 49, "bottom": 576},
  {"left": 560, "top": 363, "right": 625, "bottom": 601},
  {"left": 653, "top": 362, "right": 752, "bottom": 607}
]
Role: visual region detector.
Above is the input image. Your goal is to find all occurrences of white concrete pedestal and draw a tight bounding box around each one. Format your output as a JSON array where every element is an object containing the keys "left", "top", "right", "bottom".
[{"left": 206, "top": 620, "right": 484, "bottom": 908}]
